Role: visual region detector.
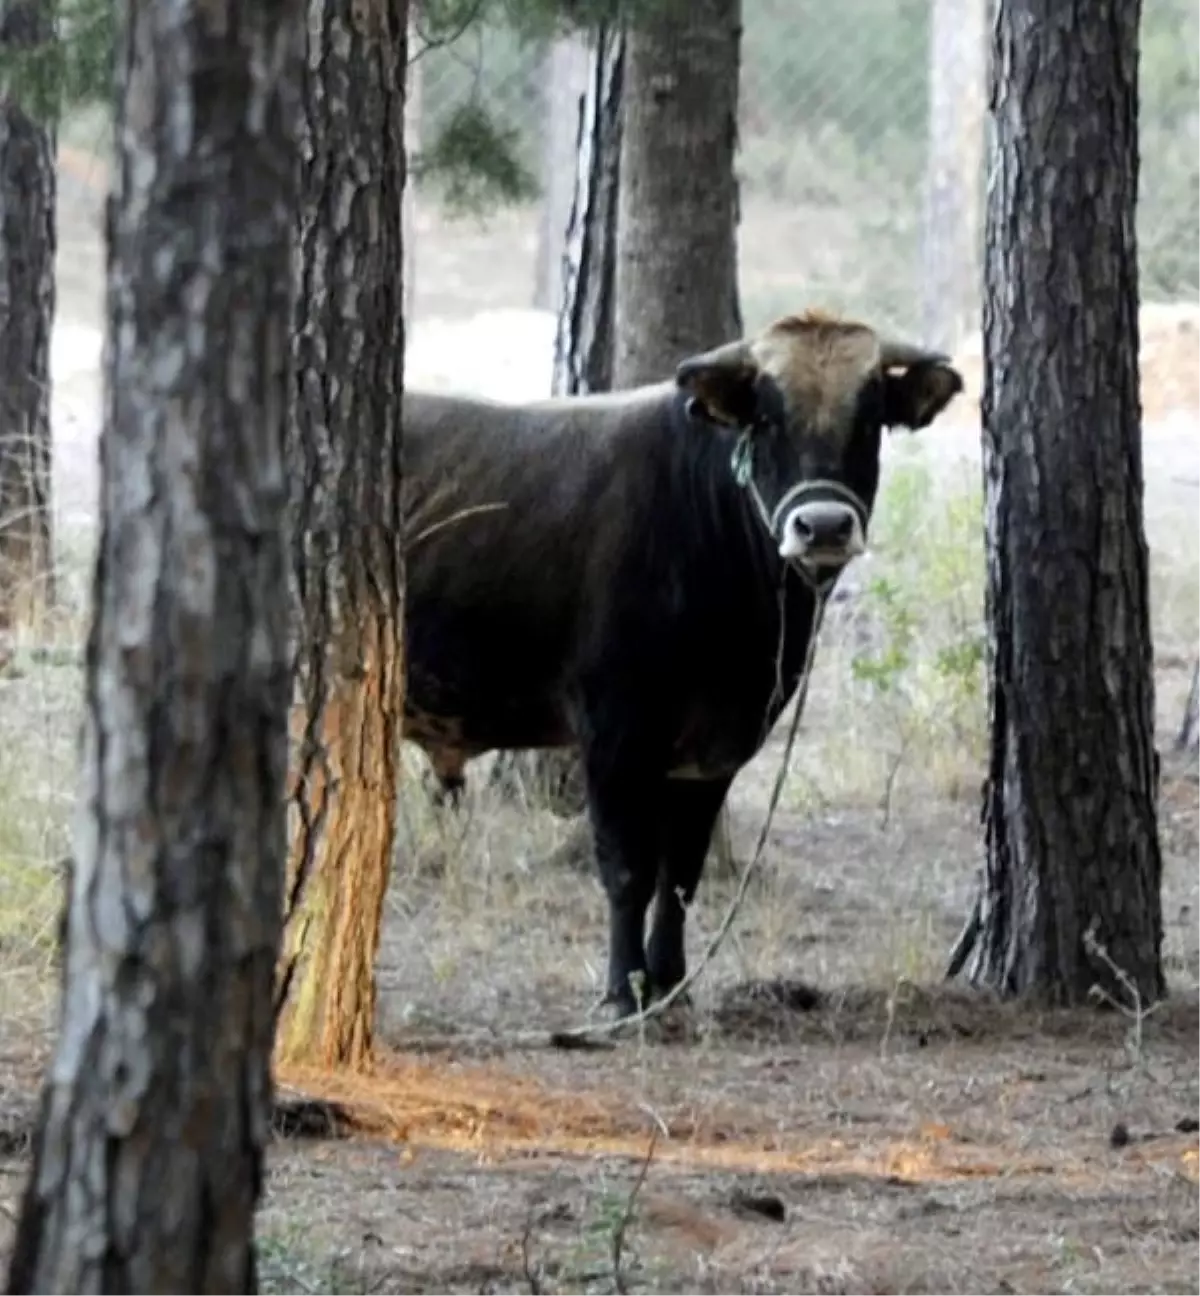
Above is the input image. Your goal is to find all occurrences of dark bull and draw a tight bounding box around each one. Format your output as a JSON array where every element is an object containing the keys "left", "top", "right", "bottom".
[{"left": 402, "top": 310, "right": 964, "bottom": 1018}]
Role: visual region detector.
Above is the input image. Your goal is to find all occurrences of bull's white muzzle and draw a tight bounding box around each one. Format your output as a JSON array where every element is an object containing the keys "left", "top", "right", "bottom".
[
  {"left": 777, "top": 498, "right": 866, "bottom": 567},
  {"left": 767, "top": 479, "right": 869, "bottom": 572}
]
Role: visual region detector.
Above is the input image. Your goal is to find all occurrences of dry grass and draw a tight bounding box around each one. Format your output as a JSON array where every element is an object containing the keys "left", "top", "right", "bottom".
[{"left": 0, "top": 134, "right": 1195, "bottom": 1295}]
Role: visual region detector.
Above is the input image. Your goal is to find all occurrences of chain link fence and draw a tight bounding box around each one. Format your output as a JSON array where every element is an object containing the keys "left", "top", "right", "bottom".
[{"left": 406, "top": 0, "right": 1199, "bottom": 404}]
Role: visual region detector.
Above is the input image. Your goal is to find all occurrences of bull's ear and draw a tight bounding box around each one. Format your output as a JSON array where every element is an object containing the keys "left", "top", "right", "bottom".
[
  {"left": 676, "top": 342, "right": 764, "bottom": 428},
  {"left": 882, "top": 361, "right": 964, "bottom": 431}
]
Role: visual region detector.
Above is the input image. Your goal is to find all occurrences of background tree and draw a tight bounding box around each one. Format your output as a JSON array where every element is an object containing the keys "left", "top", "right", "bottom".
[
  {"left": 553, "top": 22, "right": 623, "bottom": 398},
  {"left": 920, "top": 0, "right": 985, "bottom": 356},
  {"left": 0, "top": 0, "right": 57, "bottom": 633},
  {"left": 949, "top": 0, "right": 1164, "bottom": 1005},
  {"left": 275, "top": 0, "right": 408, "bottom": 1071},
  {"left": 613, "top": 0, "right": 741, "bottom": 385},
  {"left": 5, "top": 0, "right": 302, "bottom": 1288},
  {"left": 532, "top": 31, "right": 589, "bottom": 313},
  {"left": 554, "top": 20, "right": 624, "bottom": 393}
]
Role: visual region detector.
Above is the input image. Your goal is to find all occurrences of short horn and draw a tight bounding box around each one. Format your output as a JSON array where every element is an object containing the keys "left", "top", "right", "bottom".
[{"left": 877, "top": 338, "right": 951, "bottom": 370}]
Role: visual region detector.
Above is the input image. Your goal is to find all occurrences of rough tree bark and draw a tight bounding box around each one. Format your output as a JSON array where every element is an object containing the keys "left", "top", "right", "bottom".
[
  {"left": 612, "top": 0, "right": 742, "bottom": 386},
  {"left": 553, "top": 25, "right": 623, "bottom": 398},
  {"left": 275, "top": 0, "right": 408, "bottom": 1071},
  {"left": 949, "top": 0, "right": 1164, "bottom": 1006},
  {"left": 920, "top": 0, "right": 985, "bottom": 356},
  {"left": 0, "top": 0, "right": 56, "bottom": 632},
  {"left": 613, "top": 0, "right": 743, "bottom": 873},
  {"left": 5, "top": 1, "right": 301, "bottom": 1289}
]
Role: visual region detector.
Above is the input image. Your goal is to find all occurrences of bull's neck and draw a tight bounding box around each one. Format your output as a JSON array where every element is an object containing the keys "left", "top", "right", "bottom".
[{"left": 661, "top": 395, "right": 822, "bottom": 631}]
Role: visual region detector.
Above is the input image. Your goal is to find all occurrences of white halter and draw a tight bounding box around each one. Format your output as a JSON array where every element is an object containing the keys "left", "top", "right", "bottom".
[{"left": 728, "top": 425, "right": 870, "bottom": 595}]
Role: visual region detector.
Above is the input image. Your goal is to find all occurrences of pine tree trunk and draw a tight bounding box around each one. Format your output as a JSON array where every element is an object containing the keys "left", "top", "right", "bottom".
[
  {"left": 5, "top": 2, "right": 301, "bottom": 1289},
  {"left": 533, "top": 33, "right": 590, "bottom": 313},
  {"left": 951, "top": 0, "right": 1164, "bottom": 1006},
  {"left": 553, "top": 23, "right": 623, "bottom": 398},
  {"left": 275, "top": 0, "right": 408, "bottom": 1071},
  {"left": 0, "top": 0, "right": 56, "bottom": 633},
  {"left": 921, "top": 0, "right": 985, "bottom": 356},
  {"left": 613, "top": 0, "right": 741, "bottom": 386},
  {"left": 614, "top": 0, "right": 743, "bottom": 876}
]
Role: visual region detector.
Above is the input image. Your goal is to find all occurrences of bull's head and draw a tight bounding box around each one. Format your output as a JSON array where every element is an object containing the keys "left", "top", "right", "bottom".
[{"left": 675, "top": 311, "right": 963, "bottom": 580}]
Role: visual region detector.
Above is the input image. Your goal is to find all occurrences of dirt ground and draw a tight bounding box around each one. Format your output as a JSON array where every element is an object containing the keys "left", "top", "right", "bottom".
[
  {"left": 251, "top": 733, "right": 1197, "bottom": 1296},
  {"left": 3, "top": 736, "right": 1195, "bottom": 1295},
  {"left": 0, "top": 143, "right": 1194, "bottom": 1295},
  {"left": 1, "top": 754, "right": 1195, "bottom": 1294}
]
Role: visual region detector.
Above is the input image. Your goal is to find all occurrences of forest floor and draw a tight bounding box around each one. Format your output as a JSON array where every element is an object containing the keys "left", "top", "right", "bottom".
[
  {"left": 254, "top": 758, "right": 1198, "bottom": 1296},
  {"left": 0, "top": 139, "right": 1195, "bottom": 1296}
]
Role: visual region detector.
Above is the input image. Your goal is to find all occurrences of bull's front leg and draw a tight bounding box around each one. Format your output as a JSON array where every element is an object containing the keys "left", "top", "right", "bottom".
[
  {"left": 648, "top": 776, "right": 732, "bottom": 998},
  {"left": 582, "top": 748, "right": 664, "bottom": 1020}
]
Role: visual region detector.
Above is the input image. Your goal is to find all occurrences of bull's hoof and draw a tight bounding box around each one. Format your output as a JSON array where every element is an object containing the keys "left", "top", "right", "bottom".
[
  {"left": 652, "top": 985, "right": 698, "bottom": 1025},
  {"left": 653, "top": 998, "right": 699, "bottom": 1043},
  {"left": 600, "top": 982, "right": 696, "bottom": 1041},
  {"left": 601, "top": 988, "right": 645, "bottom": 1023},
  {"left": 650, "top": 978, "right": 692, "bottom": 1008}
]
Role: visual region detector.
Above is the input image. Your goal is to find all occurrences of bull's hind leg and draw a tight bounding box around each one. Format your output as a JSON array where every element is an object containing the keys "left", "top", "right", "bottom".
[
  {"left": 583, "top": 755, "right": 665, "bottom": 1019},
  {"left": 647, "top": 778, "right": 732, "bottom": 999}
]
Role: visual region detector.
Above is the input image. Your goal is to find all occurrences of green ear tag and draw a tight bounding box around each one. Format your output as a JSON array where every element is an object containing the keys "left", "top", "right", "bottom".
[{"left": 730, "top": 432, "right": 754, "bottom": 487}]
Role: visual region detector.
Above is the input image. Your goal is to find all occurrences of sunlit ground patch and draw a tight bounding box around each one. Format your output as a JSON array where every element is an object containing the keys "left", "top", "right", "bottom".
[{"left": 276, "top": 1051, "right": 1200, "bottom": 1188}]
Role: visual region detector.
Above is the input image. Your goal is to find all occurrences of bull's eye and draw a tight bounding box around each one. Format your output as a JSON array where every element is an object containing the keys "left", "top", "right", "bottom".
[{"left": 684, "top": 397, "right": 710, "bottom": 424}]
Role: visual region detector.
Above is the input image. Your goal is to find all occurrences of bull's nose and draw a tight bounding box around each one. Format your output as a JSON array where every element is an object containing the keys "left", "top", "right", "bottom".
[
  {"left": 816, "top": 509, "right": 854, "bottom": 544},
  {"left": 779, "top": 502, "right": 864, "bottom": 564}
]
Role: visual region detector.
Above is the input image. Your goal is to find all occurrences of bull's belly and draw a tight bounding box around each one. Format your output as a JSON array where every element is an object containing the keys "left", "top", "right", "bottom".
[
  {"left": 665, "top": 745, "right": 760, "bottom": 781},
  {"left": 664, "top": 699, "right": 783, "bottom": 782},
  {"left": 404, "top": 601, "right": 575, "bottom": 741},
  {"left": 402, "top": 680, "right": 575, "bottom": 764}
]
